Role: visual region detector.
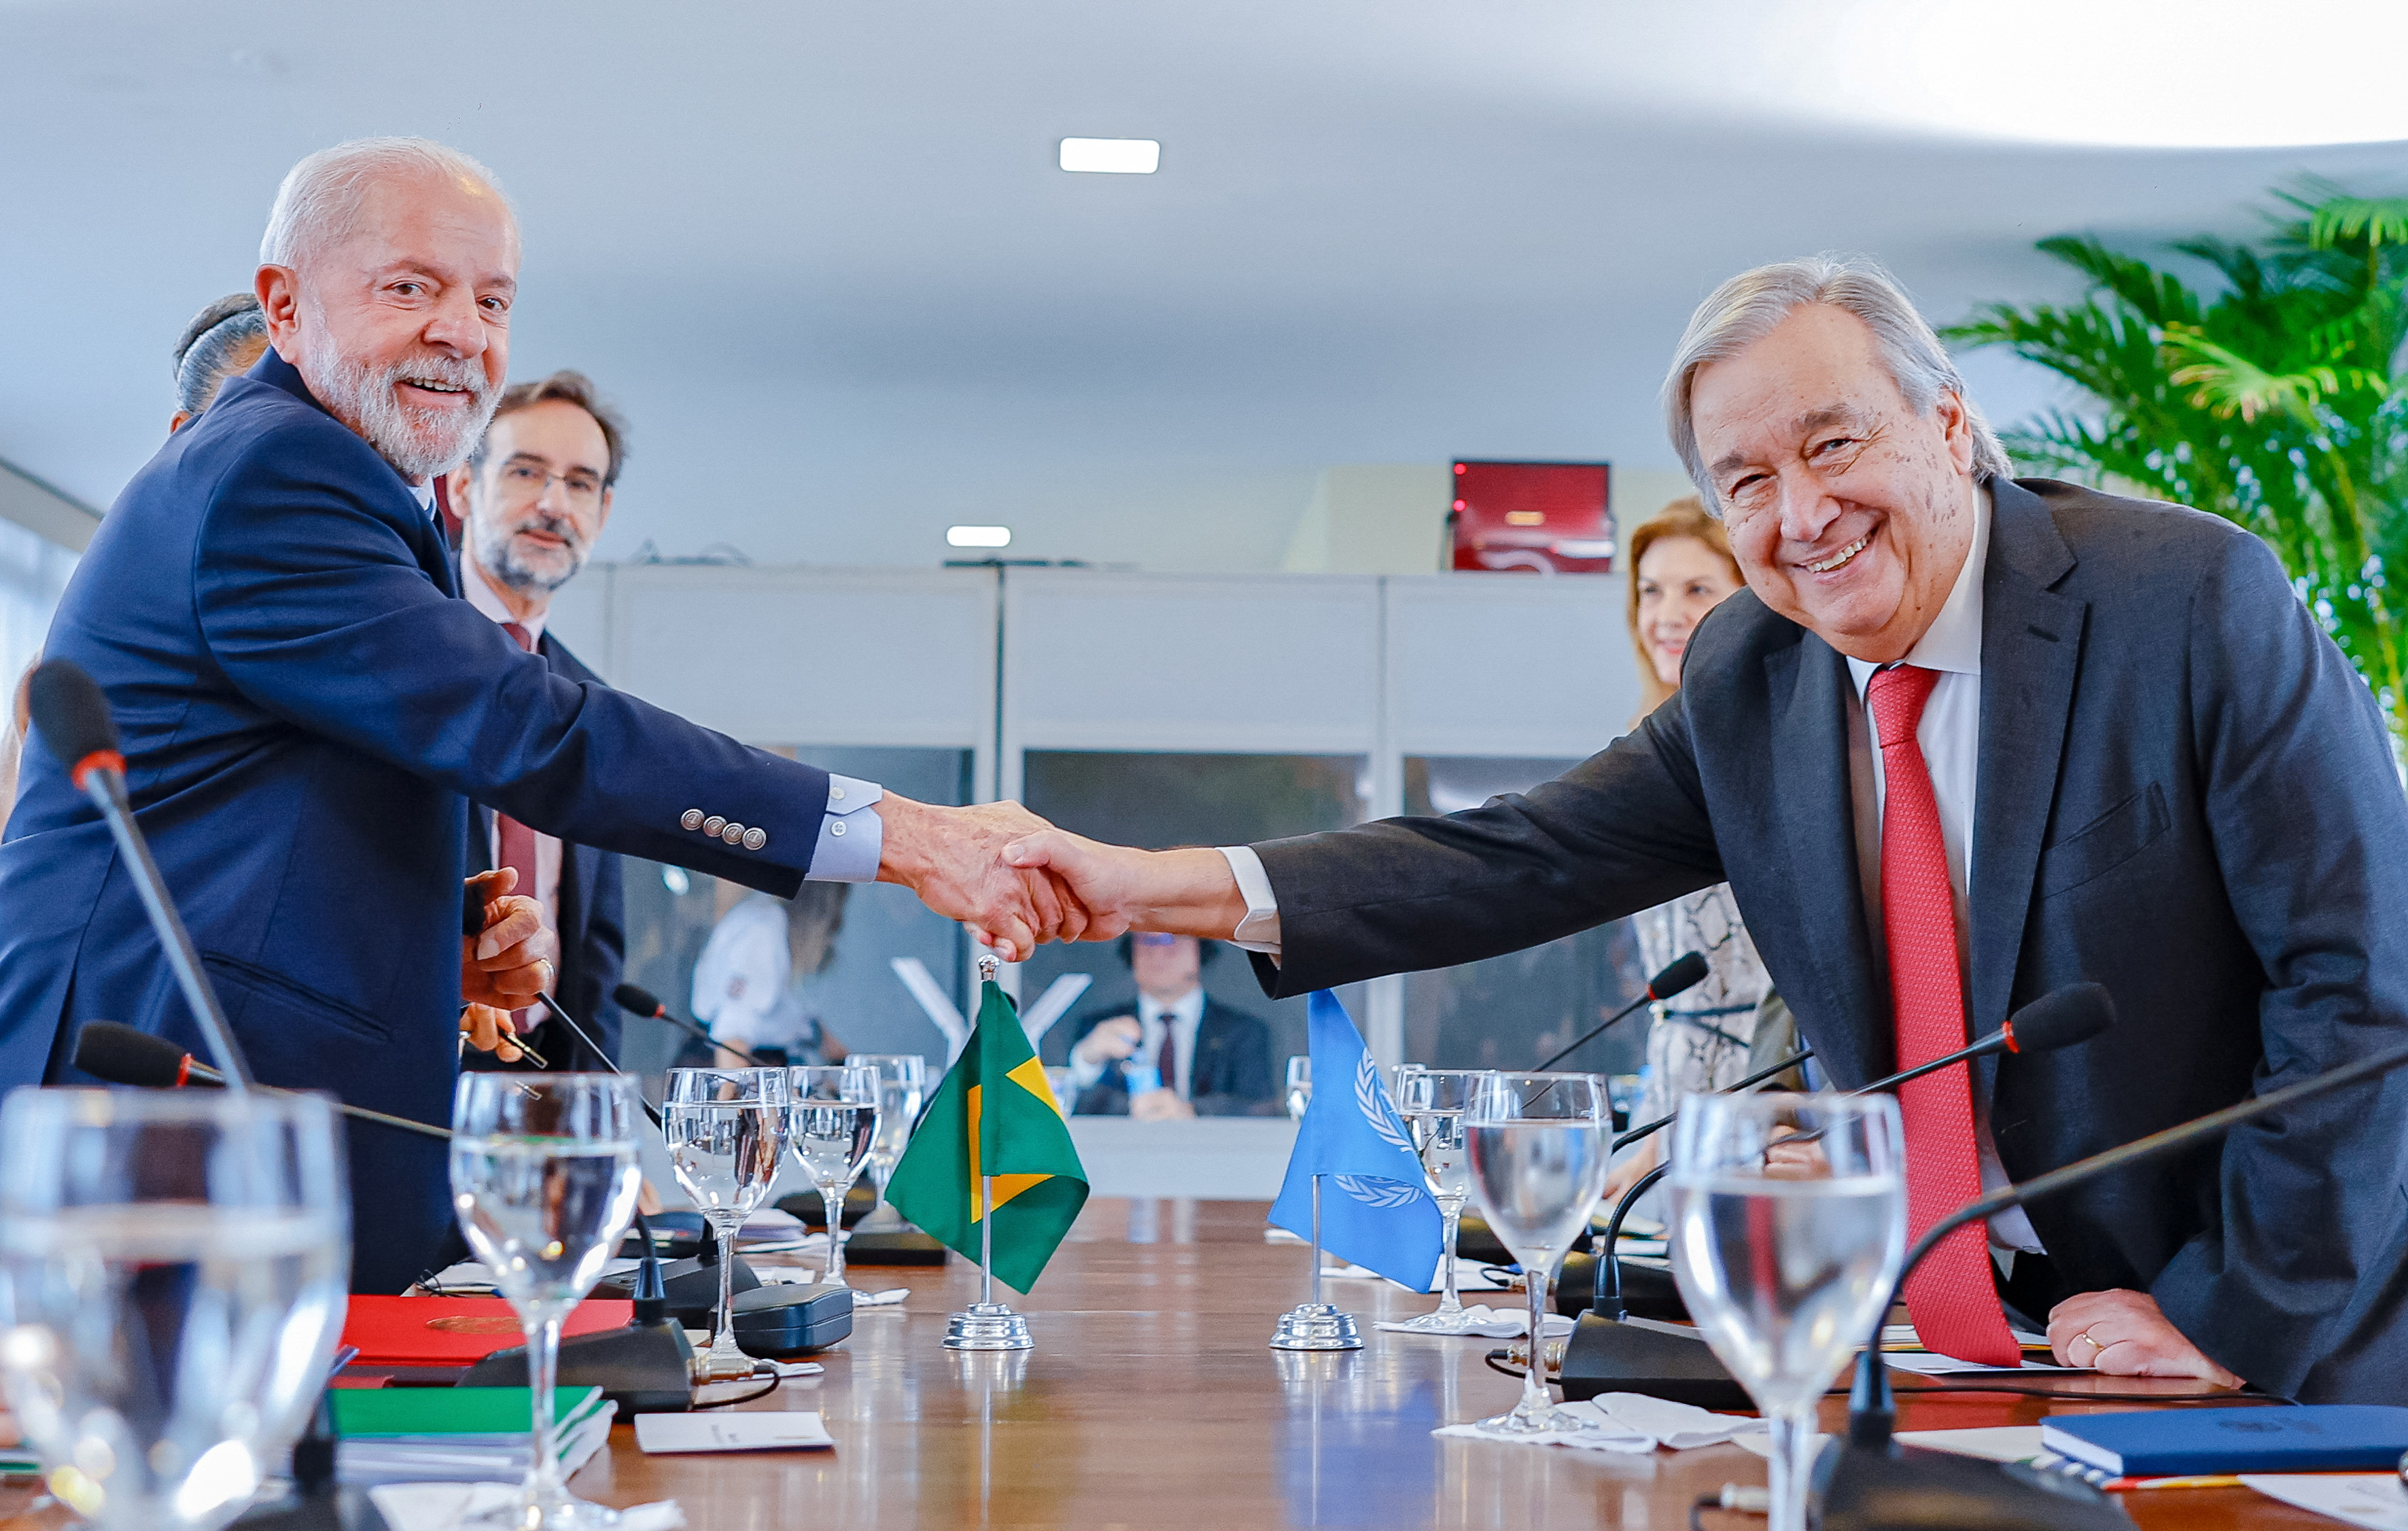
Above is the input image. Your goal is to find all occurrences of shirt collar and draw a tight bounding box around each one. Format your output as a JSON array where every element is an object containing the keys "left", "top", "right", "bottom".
[
  {"left": 1846, "top": 483, "right": 1990, "bottom": 701},
  {"left": 411, "top": 481, "right": 436, "bottom": 517},
  {"left": 463, "top": 556, "right": 546, "bottom": 646}
]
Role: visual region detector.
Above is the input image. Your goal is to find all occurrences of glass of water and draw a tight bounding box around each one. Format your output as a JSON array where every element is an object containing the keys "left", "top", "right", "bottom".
[
  {"left": 1283, "top": 1055, "right": 1312, "bottom": 1121},
  {"left": 850, "top": 1055, "right": 927, "bottom": 1223},
  {"left": 452, "top": 1074, "right": 644, "bottom": 1529},
  {"left": 1667, "top": 1093, "right": 1905, "bottom": 1531},
  {"left": 1464, "top": 1072, "right": 1614, "bottom": 1432},
  {"left": 789, "top": 1064, "right": 880, "bottom": 1287},
  {"left": 0, "top": 1088, "right": 347, "bottom": 1531},
  {"left": 1393, "top": 1067, "right": 1482, "bottom": 1328},
  {"left": 662, "top": 1067, "right": 791, "bottom": 1377}
]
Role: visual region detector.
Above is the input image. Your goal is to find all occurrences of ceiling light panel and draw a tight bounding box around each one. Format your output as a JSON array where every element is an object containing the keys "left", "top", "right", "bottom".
[{"left": 1059, "top": 138, "right": 1160, "bottom": 174}]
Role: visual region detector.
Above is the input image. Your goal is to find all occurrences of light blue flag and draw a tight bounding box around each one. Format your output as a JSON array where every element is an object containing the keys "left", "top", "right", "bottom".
[{"left": 1267, "top": 990, "right": 1444, "bottom": 1289}]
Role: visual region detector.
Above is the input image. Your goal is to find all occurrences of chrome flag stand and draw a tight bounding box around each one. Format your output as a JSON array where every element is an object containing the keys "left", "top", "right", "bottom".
[
  {"left": 945, "top": 954, "right": 1034, "bottom": 1352},
  {"left": 1269, "top": 1174, "right": 1361, "bottom": 1350}
]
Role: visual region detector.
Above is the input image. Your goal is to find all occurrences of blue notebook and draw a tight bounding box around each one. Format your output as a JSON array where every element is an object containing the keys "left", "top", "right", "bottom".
[{"left": 2040, "top": 1406, "right": 2408, "bottom": 1476}]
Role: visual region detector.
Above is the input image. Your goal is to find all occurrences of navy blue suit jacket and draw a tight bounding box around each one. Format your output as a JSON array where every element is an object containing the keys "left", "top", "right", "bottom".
[{"left": 0, "top": 348, "right": 826, "bottom": 1292}]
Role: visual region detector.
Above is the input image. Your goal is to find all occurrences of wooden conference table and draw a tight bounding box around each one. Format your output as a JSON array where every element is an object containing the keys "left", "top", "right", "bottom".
[{"left": 0, "top": 1198, "right": 2323, "bottom": 1530}]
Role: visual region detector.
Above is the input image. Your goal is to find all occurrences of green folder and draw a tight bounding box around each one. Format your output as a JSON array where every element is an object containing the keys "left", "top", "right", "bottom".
[{"left": 329, "top": 1386, "right": 608, "bottom": 1441}]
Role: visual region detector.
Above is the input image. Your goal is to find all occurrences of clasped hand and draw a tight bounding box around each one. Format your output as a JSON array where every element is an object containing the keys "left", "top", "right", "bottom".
[{"left": 459, "top": 867, "right": 553, "bottom": 1062}]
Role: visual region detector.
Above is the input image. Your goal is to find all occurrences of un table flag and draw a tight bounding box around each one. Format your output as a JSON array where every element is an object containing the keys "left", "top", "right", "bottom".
[
  {"left": 1268, "top": 991, "right": 1442, "bottom": 1289},
  {"left": 886, "top": 974, "right": 1089, "bottom": 1294}
]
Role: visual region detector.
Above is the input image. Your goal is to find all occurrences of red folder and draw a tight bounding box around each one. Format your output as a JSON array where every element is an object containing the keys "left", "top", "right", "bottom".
[{"left": 341, "top": 1297, "right": 634, "bottom": 1366}]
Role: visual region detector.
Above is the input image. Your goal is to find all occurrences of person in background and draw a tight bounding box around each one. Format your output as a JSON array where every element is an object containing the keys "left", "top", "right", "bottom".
[
  {"left": 169, "top": 293, "right": 269, "bottom": 431},
  {"left": 1065, "top": 934, "right": 1275, "bottom": 1119},
  {"left": 1602, "top": 501, "right": 1777, "bottom": 1203},
  {"left": 447, "top": 370, "right": 629, "bottom": 1072},
  {"left": 688, "top": 885, "right": 852, "bottom": 1068}
]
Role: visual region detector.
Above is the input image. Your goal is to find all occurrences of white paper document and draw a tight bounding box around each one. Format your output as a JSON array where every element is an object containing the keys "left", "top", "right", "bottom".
[
  {"left": 635, "top": 1411, "right": 838, "bottom": 1454},
  {"left": 1437, "top": 1392, "right": 1757, "bottom": 1454},
  {"left": 2241, "top": 1474, "right": 2408, "bottom": 1530}
]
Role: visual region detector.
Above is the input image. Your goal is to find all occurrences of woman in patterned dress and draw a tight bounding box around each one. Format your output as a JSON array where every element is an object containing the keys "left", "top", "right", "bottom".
[{"left": 1602, "top": 501, "right": 1777, "bottom": 1203}]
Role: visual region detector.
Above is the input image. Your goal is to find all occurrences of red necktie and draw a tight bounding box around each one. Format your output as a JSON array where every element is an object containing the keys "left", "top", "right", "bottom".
[
  {"left": 495, "top": 622, "right": 545, "bottom": 1030},
  {"left": 1867, "top": 665, "right": 2020, "bottom": 1367}
]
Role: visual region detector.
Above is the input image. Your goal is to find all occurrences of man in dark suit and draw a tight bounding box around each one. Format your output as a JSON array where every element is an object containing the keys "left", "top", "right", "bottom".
[
  {"left": 0, "top": 137, "right": 1077, "bottom": 1293},
  {"left": 447, "top": 370, "right": 632, "bottom": 1072},
  {"left": 1063, "top": 934, "right": 1275, "bottom": 1117},
  {"left": 1002, "top": 258, "right": 2408, "bottom": 1403}
]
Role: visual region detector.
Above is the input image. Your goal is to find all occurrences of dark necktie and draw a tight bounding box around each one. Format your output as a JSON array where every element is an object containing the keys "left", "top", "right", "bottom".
[
  {"left": 1156, "top": 1014, "right": 1179, "bottom": 1100},
  {"left": 1868, "top": 664, "right": 2020, "bottom": 1367},
  {"left": 495, "top": 622, "right": 544, "bottom": 1030}
]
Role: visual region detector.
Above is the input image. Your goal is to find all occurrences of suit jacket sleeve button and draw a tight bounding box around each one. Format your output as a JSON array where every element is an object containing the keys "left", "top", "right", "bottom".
[
  {"left": 680, "top": 809, "right": 705, "bottom": 832},
  {"left": 721, "top": 822, "right": 745, "bottom": 845},
  {"left": 743, "top": 828, "right": 767, "bottom": 851},
  {"left": 703, "top": 815, "right": 726, "bottom": 837}
]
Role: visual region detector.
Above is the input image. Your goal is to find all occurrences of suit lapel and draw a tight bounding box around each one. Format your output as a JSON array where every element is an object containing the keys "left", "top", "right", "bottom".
[
  {"left": 1969, "top": 483, "right": 2084, "bottom": 1049},
  {"left": 1764, "top": 635, "right": 1888, "bottom": 1086}
]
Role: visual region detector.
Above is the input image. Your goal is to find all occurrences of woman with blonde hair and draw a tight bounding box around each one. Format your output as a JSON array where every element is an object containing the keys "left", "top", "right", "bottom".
[{"left": 1603, "top": 499, "right": 1784, "bottom": 1202}]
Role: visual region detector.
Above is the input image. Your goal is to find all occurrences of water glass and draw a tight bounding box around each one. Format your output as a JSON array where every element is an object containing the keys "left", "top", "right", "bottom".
[
  {"left": 661, "top": 1068, "right": 791, "bottom": 1377},
  {"left": 452, "top": 1074, "right": 644, "bottom": 1529},
  {"left": 1393, "top": 1067, "right": 1481, "bottom": 1325},
  {"left": 1667, "top": 1093, "right": 1905, "bottom": 1531},
  {"left": 851, "top": 1054, "right": 928, "bottom": 1220},
  {"left": 790, "top": 1064, "right": 879, "bottom": 1287},
  {"left": 1283, "top": 1055, "right": 1312, "bottom": 1121},
  {"left": 1464, "top": 1072, "right": 1613, "bottom": 1432},
  {"left": 0, "top": 1088, "right": 347, "bottom": 1531}
]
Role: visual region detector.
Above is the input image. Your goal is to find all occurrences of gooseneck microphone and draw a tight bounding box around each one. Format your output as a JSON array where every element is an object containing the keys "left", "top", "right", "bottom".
[
  {"left": 30, "top": 660, "right": 252, "bottom": 1088},
  {"left": 75, "top": 1021, "right": 452, "bottom": 1142},
  {"left": 1535, "top": 951, "right": 1711, "bottom": 1072},
  {"left": 614, "top": 982, "right": 771, "bottom": 1069}
]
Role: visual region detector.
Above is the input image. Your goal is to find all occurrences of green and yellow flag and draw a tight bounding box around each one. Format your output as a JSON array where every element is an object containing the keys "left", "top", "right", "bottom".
[{"left": 885, "top": 976, "right": 1088, "bottom": 1293}]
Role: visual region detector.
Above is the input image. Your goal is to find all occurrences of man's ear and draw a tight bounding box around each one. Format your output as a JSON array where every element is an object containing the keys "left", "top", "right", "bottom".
[
  {"left": 255, "top": 264, "right": 302, "bottom": 359},
  {"left": 1936, "top": 389, "right": 1976, "bottom": 476},
  {"left": 445, "top": 463, "right": 475, "bottom": 524}
]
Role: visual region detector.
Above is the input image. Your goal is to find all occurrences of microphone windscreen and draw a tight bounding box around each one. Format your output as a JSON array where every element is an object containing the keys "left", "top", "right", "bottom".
[
  {"left": 1647, "top": 951, "right": 1711, "bottom": 1002},
  {"left": 612, "top": 982, "right": 665, "bottom": 1017},
  {"left": 2006, "top": 983, "right": 2116, "bottom": 1055},
  {"left": 74, "top": 1021, "right": 196, "bottom": 1089},
  {"left": 27, "top": 659, "right": 120, "bottom": 772}
]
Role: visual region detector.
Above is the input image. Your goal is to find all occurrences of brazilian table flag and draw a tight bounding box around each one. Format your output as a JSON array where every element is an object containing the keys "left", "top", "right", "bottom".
[{"left": 886, "top": 975, "right": 1089, "bottom": 1293}]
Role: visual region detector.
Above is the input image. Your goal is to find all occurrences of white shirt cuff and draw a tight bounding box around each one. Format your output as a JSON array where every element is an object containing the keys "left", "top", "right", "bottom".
[
  {"left": 805, "top": 775, "right": 884, "bottom": 883},
  {"left": 1218, "top": 845, "right": 1282, "bottom": 957}
]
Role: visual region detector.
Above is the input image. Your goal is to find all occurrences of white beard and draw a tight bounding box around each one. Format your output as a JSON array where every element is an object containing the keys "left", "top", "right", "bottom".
[{"left": 312, "top": 351, "right": 498, "bottom": 482}]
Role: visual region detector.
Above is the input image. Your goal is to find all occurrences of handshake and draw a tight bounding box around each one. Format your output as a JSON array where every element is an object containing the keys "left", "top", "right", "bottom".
[{"left": 872, "top": 794, "right": 1255, "bottom": 963}]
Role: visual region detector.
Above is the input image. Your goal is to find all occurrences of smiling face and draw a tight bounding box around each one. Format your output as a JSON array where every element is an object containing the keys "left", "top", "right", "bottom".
[
  {"left": 256, "top": 170, "right": 517, "bottom": 481},
  {"left": 1634, "top": 534, "right": 1743, "bottom": 690},
  {"left": 457, "top": 400, "right": 614, "bottom": 597},
  {"left": 1688, "top": 304, "right": 1976, "bottom": 663}
]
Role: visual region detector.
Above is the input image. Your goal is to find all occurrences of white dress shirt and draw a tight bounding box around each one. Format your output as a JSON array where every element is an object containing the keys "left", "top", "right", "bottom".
[{"left": 1067, "top": 986, "right": 1206, "bottom": 1099}]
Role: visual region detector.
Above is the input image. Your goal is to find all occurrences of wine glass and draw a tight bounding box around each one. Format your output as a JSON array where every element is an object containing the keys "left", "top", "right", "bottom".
[
  {"left": 661, "top": 1067, "right": 791, "bottom": 1378},
  {"left": 1393, "top": 1068, "right": 1481, "bottom": 1330},
  {"left": 1283, "top": 1055, "right": 1312, "bottom": 1121},
  {"left": 851, "top": 1055, "right": 927, "bottom": 1227},
  {"left": 451, "top": 1073, "right": 644, "bottom": 1529},
  {"left": 1463, "top": 1072, "right": 1614, "bottom": 1432},
  {"left": 789, "top": 1064, "right": 880, "bottom": 1287},
  {"left": 1667, "top": 1093, "right": 1906, "bottom": 1531},
  {"left": 0, "top": 1088, "right": 347, "bottom": 1531}
]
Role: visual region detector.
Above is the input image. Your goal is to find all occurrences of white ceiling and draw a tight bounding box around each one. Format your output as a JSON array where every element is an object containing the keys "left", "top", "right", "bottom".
[{"left": 4, "top": 0, "right": 2404, "bottom": 571}]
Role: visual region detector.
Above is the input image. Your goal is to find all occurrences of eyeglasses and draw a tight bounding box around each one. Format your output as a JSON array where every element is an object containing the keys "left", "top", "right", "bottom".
[{"left": 495, "top": 459, "right": 604, "bottom": 508}]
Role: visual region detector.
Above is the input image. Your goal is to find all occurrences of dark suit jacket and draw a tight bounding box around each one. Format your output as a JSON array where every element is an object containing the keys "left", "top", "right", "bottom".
[
  {"left": 1246, "top": 478, "right": 2408, "bottom": 1403},
  {"left": 461, "top": 631, "right": 627, "bottom": 1073},
  {"left": 1066, "top": 998, "right": 1276, "bottom": 1116},
  {"left": 0, "top": 347, "right": 826, "bottom": 1293}
]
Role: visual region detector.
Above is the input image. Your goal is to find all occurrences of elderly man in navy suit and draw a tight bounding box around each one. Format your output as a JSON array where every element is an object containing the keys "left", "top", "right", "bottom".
[
  {"left": 0, "top": 137, "right": 1082, "bottom": 1293},
  {"left": 1003, "top": 259, "right": 2408, "bottom": 1403}
]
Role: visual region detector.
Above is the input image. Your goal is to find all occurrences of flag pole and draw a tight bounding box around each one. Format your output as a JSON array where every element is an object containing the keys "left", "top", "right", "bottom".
[
  {"left": 1309, "top": 1174, "right": 1323, "bottom": 1309},
  {"left": 1268, "top": 1077, "right": 1359, "bottom": 1351},
  {"left": 945, "top": 952, "right": 1033, "bottom": 1354}
]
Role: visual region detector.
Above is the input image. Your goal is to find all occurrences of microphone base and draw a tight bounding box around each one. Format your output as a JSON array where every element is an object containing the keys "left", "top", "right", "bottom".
[
  {"left": 1555, "top": 1252, "right": 1690, "bottom": 1321},
  {"left": 589, "top": 1254, "right": 761, "bottom": 1329},
  {"left": 461, "top": 1320, "right": 695, "bottom": 1414},
  {"left": 1555, "top": 1311, "right": 1751, "bottom": 1409},
  {"left": 233, "top": 1486, "right": 389, "bottom": 1531},
  {"left": 1813, "top": 1443, "right": 2135, "bottom": 1530}
]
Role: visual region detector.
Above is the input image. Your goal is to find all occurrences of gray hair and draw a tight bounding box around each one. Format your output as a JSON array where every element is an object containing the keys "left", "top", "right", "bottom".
[
  {"left": 260, "top": 136, "right": 511, "bottom": 268},
  {"left": 1662, "top": 255, "right": 2010, "bottom": 502},
  {"left": 171, "top": 293, "right": 267, "bottom": 417}
]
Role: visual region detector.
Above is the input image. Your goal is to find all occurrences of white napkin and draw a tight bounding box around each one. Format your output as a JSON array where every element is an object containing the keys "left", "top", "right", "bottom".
[
  {"left": 367, "top": 1485, "right": 683, "bottom": 1531},
  {"left": 750, "top": 1271, "right": 907, "bottom": 1306},
  {"left": 1375, "top": 1304, "right": 1575, "bottom": 1338},
  {"left": 1435, "top": 1392, "right": 1757, "bottom": 1453},
  {"left": 2242, "top": 1473, "right": 2408, "bottom": 1530}
]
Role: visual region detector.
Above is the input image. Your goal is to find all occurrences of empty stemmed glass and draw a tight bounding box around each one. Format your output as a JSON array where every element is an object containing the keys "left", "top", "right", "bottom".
[
  {"left": 1667, "top": 1093, "right": 1906, "bottom": 1531},
  {"left": 1284, "top": 1055, "right": 1312, "bottom": 1121},
  {"left": 1464, "top": 1072, "right": 1615, "bottom": 1432},
  {"left": 1393, "top": 1067, "right": 1482, "bottom": 1330},
  {"left": 661, "top": 1067, "right": 792, "bottom": 1378},
  {"left": 790, "top": 1063, "right": 880, "bottom": 1287},
  {"left": 850, "top": 1054, "right": 927, "bottom": 1227},
  {"left": 451, "top": 1074, "right": 644, "bottom": 1529},
  {"left": 0, "top": 1088, "right": 348, "bottom": 1531}
]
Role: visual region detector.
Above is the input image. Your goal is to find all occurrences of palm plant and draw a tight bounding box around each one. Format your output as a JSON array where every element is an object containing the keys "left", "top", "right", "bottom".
[{"left": 1947, "top": 185, "right": 2408, "bottom": 751}]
